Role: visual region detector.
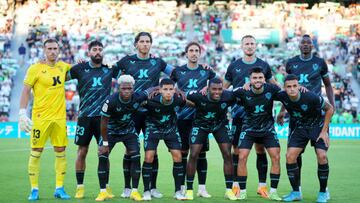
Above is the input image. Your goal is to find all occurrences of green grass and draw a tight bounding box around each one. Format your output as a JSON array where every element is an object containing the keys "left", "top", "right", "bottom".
[{"left": 1, "top": 139, "right": 360, "bottom": 202}]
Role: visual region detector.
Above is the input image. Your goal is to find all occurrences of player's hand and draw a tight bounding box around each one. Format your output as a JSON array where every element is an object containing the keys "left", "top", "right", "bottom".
[
  {"left": 276, "top": 112, "right": 285, "bottom": 126},
  {"left": 176, "top": 88, "right": 186, "bottom": 100},
  {"left": 200, "top": 63, "right": 213, "bottom": 70},
  {"left": 243, "top": 82, "right": 251, "bottom": 91},
  {"left": 38, "top": 57, "right": 46, "bottom": 64},
  {"left": 77, "top": 58, "right": 86, "bottom": 64},
  {"left": 98, "top": 145, "right": 109, "bottom": 154},
  {"left": 19, "top": 109, "right": 32, "bottom": 133},
  {"left": 149, "top": 53, "right": 157, "bottom": 58},
  {"left": 299, "top": 86, "right": 308, "bottom": 93},
  {"left": 200, "top": 86, "right": 208, "bottom": 96},
  {"left": 317, "top": 131, "right": 330, "bottom": 148},
  {"left": 149, "top": 89, "right": 160, "bottom": 99}
]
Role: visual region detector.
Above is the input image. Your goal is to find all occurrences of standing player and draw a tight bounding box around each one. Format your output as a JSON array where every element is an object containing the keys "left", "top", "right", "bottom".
[
  {"left": 280, "top": 34, "right": 335, "bottom": 199},
  {"left": 232, "top": 67, "right": 282, "bottom": 201},
  {"left": 19, "top": 39, "right": 71, "bottom": 200},
  {"left": 141, "top": 79, "right": 186, "bottom": 201},
  {"left": 68, "top": 41, "right": 116, "bottom": 199},
  {"left": 185, "top": 78, "right": 237, "bottom": 201},
  {"left": 224, "top": 35, "right": 280, "bottom": 198},
  {"left": 97, "top": 75, "right": 155, "bottom": 201},
  {"left": 112, "top": 32, "right": 174, "bottom": 198},
  {"left": 170, "top": 41, "right": 216, "bottom": 196},
  {"left": 277, "top": 75, "right": 333, "bottom": 203}
]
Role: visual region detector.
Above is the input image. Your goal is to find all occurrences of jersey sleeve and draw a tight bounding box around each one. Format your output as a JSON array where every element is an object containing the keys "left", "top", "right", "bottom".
[
  {"left": 68, "top": 64, "right": 79, "bottom": 80},
  {"left": 271, "top": 84, "right": 282, "bottom": 100},
  {"left": 170, "top": 68, "right": 178, "bottom": 82},
  {"left": 264, "top": 62, "right": 273, "bottom": 80},
  {"left": 285, "top": 60, "right": 291, "bottom": 74},
  {"left": 160, "top": 58, "right": 174, "bottom": 75},
  {"left": 135, "top": 91, "right": 150, "bottom": 103},
  {"left": 186, "top": 91, "right": 200, "bottom": 104},
  {"left": 100, "top": 97, "right": 113, "bottom": 117},
  {"left": 208, "top": 69, "right": 217, "bottom": 79},
  {"left": 23, "top": 64, "right": 39, "bottom": 87},
  {"left": 112, "top": 57, "right": 127, "bottom": 79},
  {"left": 320, "top": 59, "right": 329, "bottom": 78},
  {"left": 224, "top": 63, "right": 234, "bottom": 83}
]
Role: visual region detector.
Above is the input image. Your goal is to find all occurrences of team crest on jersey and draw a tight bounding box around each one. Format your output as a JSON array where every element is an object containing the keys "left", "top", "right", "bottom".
[
  {"left": 293, "top": 65, "right": 298, "bottom": 69},
  {"left": 221, "top": 103, "right": 227, "bottom": 109},
  {"left": 313, "top": 64, "right": 319, "bottom": 71},
  {"left": 174, "top": 106, "right": 180, "bottom": 112},
  {"left": 180, "top": 71, "right": 186, "bottom": 75},
  {"left": 265, "top": 92, "right": 272, "bottom": 100},
  {"left": 85, "top": 69, "right": 90, "bottom": 73},
  {"left": 150, "top": 59, "right": 156, "bottom": 66},
  {"left": 246, "top": 96, "right": 252, "bottom": 101},
  {"left": 130, "top": 60, "right": 136, "bottom": 64},
  {"left": 200, "top": 70, "right": 206, "bottom": 76},
  {"left": 155, "top": 108, "right": 160, "bottom": 113},
  {"left": 301, "top": 104, "right": 308, "bottom": 111},
  {"left": 133, "top": 103, "right": 139, "bottom": 109},
  {"left": 102, "top": 67, "right": 108, "bottom": 73},
  {"left": 201, "top": 102, "right": 206, "bottom": 106},
  {"left": 235, "top": 69, "right": 241, "bottom": 73}
]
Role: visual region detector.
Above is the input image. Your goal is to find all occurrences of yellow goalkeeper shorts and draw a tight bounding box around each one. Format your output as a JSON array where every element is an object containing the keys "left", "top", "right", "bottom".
[{"left": 30, "top": 119, "right": 68, "bottom": 148}]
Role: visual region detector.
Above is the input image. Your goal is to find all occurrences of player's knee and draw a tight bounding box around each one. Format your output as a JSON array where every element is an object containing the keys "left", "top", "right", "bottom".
[
  {"left": 238, "top": 153, "right": 248, "bottom": 163},
  {"left": 32, "top": 148, "right": 44, "bottom": 152},
  {"left": 144, "top": 153, "right": 154, "bottom": 163},
  {"left": 271, "top": 152, "right": 280, "bottom": 163},
  {"left": 54, "top": 146, "right": 66, "bottom": 152},
  {"left": 78, "top": 147, "right": 88, "bottom": 159},
  {"left": 286, "top": 152, "right": 297, "bottom": 163},
  {"left": 172, "top": 152, "right": 182, "bottom": 162},
  {"left": 316, "top": 151, "right": 328, "bottom": 164},
  {"left": 189, "top": 151, "right": 199, "bottom": 161},
  {"left": 255, "top": 144, "right": 266, "bottom": 154}
]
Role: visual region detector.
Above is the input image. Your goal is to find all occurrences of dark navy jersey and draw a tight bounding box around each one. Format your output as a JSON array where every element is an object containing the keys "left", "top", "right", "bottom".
[
  {"left": 233, "top": 84, "right": 281, "bottom": 134},
  {"left": 187, "top": 90, "right": 236, "bottom": 131},
  {"left": 101, "top": 91, "right": 149, "bottom": 135},
  {"left": 112, "top": 54, "right": 173, "bottom": 92},
  {"left": 277, "top": 91, "right": 325, "bottom": 128},
  {"left": 69, "top": 62, "right": 114, "bottom": 117},
  {"left": 171, "top": 64, "right": 216, "bottom": 120},
  {"left": 285, "top": 55, "right": 329, "bottom": 95},
  {"left": 225, "top": 57, "right": 273, "bottom": 89},
  {"left": 144, "top": 95, "right": 186, "bottom": 133}
]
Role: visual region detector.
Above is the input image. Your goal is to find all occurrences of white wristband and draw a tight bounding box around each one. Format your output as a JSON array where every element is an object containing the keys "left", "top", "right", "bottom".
[
  {"left": 19, "top": 108, "right": 27, "bottom": 116},
  {"left": 102, "top": 141, "right": 109, "bottom": 146}
]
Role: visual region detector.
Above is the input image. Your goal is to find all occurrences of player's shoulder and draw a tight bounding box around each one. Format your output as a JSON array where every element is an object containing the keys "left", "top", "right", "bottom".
[
  {"left": 222, "top": 90, "right": 234, "bottom": 99},
  {"left": 228, "top": 58, "right": 242, "bottom": 68},
  {"left": 174, "top": 64, "right": 187, "bottom": 72},
  {"left": 286, "top": 55, "right": 300, "bottom": 63},
  {"left": 265, "top": 83, "right": 281, "bottom": 91},
  {"left": 302, "top": 91, "right": 319, "bottom": 102},
  {"left": 312, "top": 55, "right": 326, "bottom": 63},
  {"left": 255, "top": 57, "right": 270, "bottom": 66},
  {"left": 56, "top": 60, "right": 71, "bottom": 68}
]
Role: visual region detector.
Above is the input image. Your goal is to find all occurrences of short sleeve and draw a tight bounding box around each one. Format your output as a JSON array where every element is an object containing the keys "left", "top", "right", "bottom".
[
  {"left": 23, "top": 64, "right": 38, "bottom": 87},
  {"left": 135, "top": 91, "right": 149, "bottom": 103},
  {"left": 232, "top": 87, "right": 244, "bottom": 99},
  {"left": 320, "top": 59, "right": 329, "bottom": 78},
  {"left": 186, "top": 91, "right": 200, "bottom": 103},
  {"left": 160, "top": 58, "right": 174, "bottom": 75},
  {"left": 208, "top": 69, "right": 216, "bottom": 79},
  {"left": 271, "top": 84, "right": 282, "bottom": 100},
  {"left": 170, "top": 68, "right": 178, "bottom": 82},
  {"left": 285, "top": 60, "right": 291, "bottom": 74},
  {"left": 264, "top": 62, "right": 273, "bottom": 81},
  {"left": 224, "top": 63, "right": 234, "bottom": 83},
  {"left": 100, "top": 97, "right": 113, "bottom": 117},
  {"left": 112, "top": 57, "right": 127, "bottom": 79},
  {"left": 69, "top": 65, "right": 79, "bottom": 80}
]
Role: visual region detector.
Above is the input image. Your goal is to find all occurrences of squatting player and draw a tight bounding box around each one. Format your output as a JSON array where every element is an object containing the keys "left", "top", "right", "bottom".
[
  {"left": 185, "top": 78, "right": 237, "bottom": 201},
  {"left": 170, "top": 41, "right": 216, "bottom": 196},
  {"left": 19, "top": 39, "right": 71, "bottom": 200},
  {"left": 277, "top": 74, "right": 333, "bottom": 203}
]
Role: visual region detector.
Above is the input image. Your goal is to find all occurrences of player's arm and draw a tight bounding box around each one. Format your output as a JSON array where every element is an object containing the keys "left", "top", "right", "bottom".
[
  {"left": 99, "top": 116, "right": 109, "bottom": 154},
  {"left": 223, "top": 63, "right": 233, "bottom": 89},
  {"left": 276, "top": 105, "right": 287, "bottom": 126},
  {"left": 323, "top": 77, "right": 335, "bottom": 111},
  {"left": 317, "top": 100, "right": 334, "bottom": 148},
  {"left": 19, "top": 84, "right": 33, "bottom": 132}
]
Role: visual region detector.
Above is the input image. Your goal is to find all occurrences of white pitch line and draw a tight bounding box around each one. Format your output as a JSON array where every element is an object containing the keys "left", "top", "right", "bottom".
[{"left": 0, "top": 146, "right": 52, "bottom": 153}]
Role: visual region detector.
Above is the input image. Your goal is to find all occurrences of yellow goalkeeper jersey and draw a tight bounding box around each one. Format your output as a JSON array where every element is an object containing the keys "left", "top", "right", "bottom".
[{"left": 23, "top": 61, "right": 71, "bottom": 121}]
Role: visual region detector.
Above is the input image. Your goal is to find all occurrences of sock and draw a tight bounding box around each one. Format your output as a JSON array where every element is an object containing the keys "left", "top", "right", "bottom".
[
  {"left": 151, "top": 155, "right": 159, "bottom": 189},
  {"left": 286, "top": 163, "right": 300, "bottom": 192},
  {"left": 225, "top": 175, "right": 233, "bottom": 189},
  {"left": 55, "top": 151, "right": 67, "bottom": 188},
  {"left": 181, "top": 153, "right": 188, "bottom": 185},
  {"left": 297, "top": 155, "right": 302, "bottom": 187},
  {"left": 186, "top": 175, "right": 195, "bottom": 190},
  {"left": 76, "top": 170, "right": 85, "bottom": 185},
  {"left": 98, "top": 153, "right": 109, "bottom": 189},
  {"left": 173, "top": 162, "right": 184, "bottom": 192},
  {"left": 318, "top": 163, "right": 329, "bottom": 193},
  {"left": 270, "top": 173, "right": 280, "bottom": 189},
  {"left": 28, "top": 151, "right": 42, "bottom": 189},
  {"left": 123, "top": 154, "right": 131, "bottom": 189},
  {"left": 142, "top": 162, "right": 152, "bottom": 192},
  {"left": 197, "top": 152, "right": 207, "bottom": 185},
  {"left": 256, "top": 153, "right": 268, "bottom": 184},
  {"left": 232, "top": 154, "right": 239, "bottom": 181},
  {"left": 270, "top": 187, "right": 277, "bottom": 193},
  {"left": 238, "top": 176, "right": 247, "bottom": 190},
  {"left": 130, "top": 153, "right": 141, "bottom": 189}
]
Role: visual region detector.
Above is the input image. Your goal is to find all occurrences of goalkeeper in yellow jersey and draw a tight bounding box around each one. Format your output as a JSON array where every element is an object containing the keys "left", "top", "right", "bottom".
[{"left": 19, "top": 38, "right": 71, "bottom": 200}]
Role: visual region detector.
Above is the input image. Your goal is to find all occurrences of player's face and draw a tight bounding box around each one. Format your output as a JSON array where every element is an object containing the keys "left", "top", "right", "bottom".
[
  {"left": 160, "top": 84, "right": 175, "bottom": 101},
  {"left": 186, "top": 45, "right": 200, "bottom": 63},
  {"left": 136, "top": 36, "right": 152, "bottom": 55},
  {"left": 119, "top": 83, "right": 134, "bottom": 100},
  {"left": 209, "top": 83, "right": 223, "bottom": 101},
  {"left": 241, "top": 37, "right": 256, "bottom": 56},
  {"left": 44, "top": 42, "right": 59, "bottom": 62},
  {"left": 250, "top": 72, "right": 265, "bottom": 90},
  {"left": 89, "top": 45, "right": 103, "bottom": 64},
  {"left": 284, "top": 80, "right": 300, "bottom": 97},
  {"left": 299, "top": 37, "right": 313, "bottom": 55}
]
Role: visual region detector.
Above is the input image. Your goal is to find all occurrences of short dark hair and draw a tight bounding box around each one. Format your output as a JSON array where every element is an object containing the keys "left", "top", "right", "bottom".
[
  {"left": 88, "top": 40, "right": 103, "bottom": 51},
  {"left": 241, "top": 35, "right": 255, "bottom": 42},
  {"left": 302, "top": 34, "right": 311, "bottom": 39},
  {"left": 160, "top": 78, "right": 175, "bottom": 87},
  {"left": 249, "top": 66, "right": 264, "bottom": 75},
  {"left": 43, "top": 38, "right": 59, "bottom": 47},
  {"left": 185, "top": 42, "right": 201, "bottom": 53},
  {"left": 208, "top": 77, "right": 223, "bottom": 86},
  {"left": 134, "top": 32, "right": 153, "bottom": 46},
  {"left": 284, "top": 74, "right": 299, "bottom": 83}
]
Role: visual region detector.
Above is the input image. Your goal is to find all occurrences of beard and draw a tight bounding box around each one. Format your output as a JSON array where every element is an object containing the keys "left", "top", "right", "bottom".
[{"left": 91, "top": 55, "right": 103, "bottom": 64}]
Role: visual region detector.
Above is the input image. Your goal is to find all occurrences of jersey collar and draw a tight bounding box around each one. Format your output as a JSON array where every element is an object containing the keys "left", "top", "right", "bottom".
[
  {"left": 241, "top": 57, "right": 257, "bottom": 65},
  {"left": 160, "top": 96, "right": 174, "bottom": 105},
  {"left": 118, "top": 94, "right": 132, "bottom": 104},
  {"left": 299, "top": 54, "right": 313, "bottom": 62}
]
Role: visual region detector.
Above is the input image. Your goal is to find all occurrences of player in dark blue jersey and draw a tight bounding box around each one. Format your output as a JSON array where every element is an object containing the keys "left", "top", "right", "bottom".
[
  {"left": 281, "top": 34, "right": 335, "bottom": 198},
  {"left": 141, "top": 78, "right": 187, "bottom": 201},
  {"left": 68, "top": 41, "right": 116, "bottom": 199},
  {"left": 232, "top": 67, "right": 282, "bottom": 201},
  {"left": 184, "top": 78, "right": 237, "bottom": 201},
  {"left": 97, "top": 75, "right": 153, "bottom": 201},
  {"left": 223, "top": 35, "right": 280, "bottom": 197},
  {"left": 277, "top": 75, "right": 333, "bottom": 203},
  {"left": 171, "top": 42, "right": 216, "bottom": 196}
]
